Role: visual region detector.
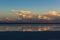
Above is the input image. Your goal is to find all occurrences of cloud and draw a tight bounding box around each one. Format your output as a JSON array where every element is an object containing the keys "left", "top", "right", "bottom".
[
  {"left": 48, "top": 11, "right": 57, "bottom": 16},
  {"left": 11, "top": 10, "right": 31, "bottom": 15},
  {"left": 1, "top": 10, "right": 60, "bottom": 23},
  {"left": 11, "top": 10, "right": 60, "bottom": 21},
  {"left": 11, "top": 10, "right": 32, "bottom": 20}
]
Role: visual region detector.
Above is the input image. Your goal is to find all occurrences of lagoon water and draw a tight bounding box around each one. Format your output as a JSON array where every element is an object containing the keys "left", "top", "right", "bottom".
[
  {"left": 0, "top": 24, "right": 60, "bottom": 40},
  {"left": 0, "top": 24, "right": 60, "bottom": 31}
]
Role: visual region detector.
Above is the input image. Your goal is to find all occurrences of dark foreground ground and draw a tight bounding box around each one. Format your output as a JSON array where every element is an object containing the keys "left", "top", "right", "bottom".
[{"left": 0, "top": 31, "right": 60, "bottom": 40}]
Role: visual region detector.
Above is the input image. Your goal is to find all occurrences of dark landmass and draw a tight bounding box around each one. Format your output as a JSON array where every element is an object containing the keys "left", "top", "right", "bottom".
[
  {"left": 0, "top": 21, "right": 60, "bottom": 24},
  {"left": 0, "top": 23, "right": 60, "bottom": 24},
  {"left": 0, "top": 19, "right": 60, "bottom": 24}
]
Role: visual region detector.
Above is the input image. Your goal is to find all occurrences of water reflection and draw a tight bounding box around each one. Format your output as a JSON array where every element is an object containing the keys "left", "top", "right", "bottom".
[{"left": 0, "top": 24, "right": 60, "bottom": 31}]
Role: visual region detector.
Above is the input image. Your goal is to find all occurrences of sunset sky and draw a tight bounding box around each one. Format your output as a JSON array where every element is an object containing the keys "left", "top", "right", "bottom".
[{"left": 0, "top": 0, "right": 60, "bottom": 18}]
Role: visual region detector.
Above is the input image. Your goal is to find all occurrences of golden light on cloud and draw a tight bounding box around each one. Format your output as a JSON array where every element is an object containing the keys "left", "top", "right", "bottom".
[
  {"left": 20, "top": 10, "right": 31, "bottom": 15},
  {"left": 48, "top": 11, "right": 57, "bottom": 16},
  {"left": 11, "top": 10, "right": 60, "bottom": 21},
  {"left": 18, "top": 14, "right": 22, "bottom": 16},
  {"left": 22, "top": 15, "right": 26, "bottom": 18},
  {"left": 47, "top": 17, "right": 52, "bottom": 20},
  {"left": 43, "top": 16, "right": 48, "bottom": 19},
  {"left": 38, "top": 15, "right": 42, "bottom": 19},
  {"left": 57, "top": 14, "right": 60, "bottom": 16},
  {"left": 27, "top": 15, "right": 32, "bottom": 18},
  {"left": 12, "top": 10, "right": 31, "bottom": 15}
]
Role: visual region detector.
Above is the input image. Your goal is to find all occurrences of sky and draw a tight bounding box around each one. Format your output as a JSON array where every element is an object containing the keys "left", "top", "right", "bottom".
[{"left": 0, "top": 0, "right": 60, "bottom": 18}]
